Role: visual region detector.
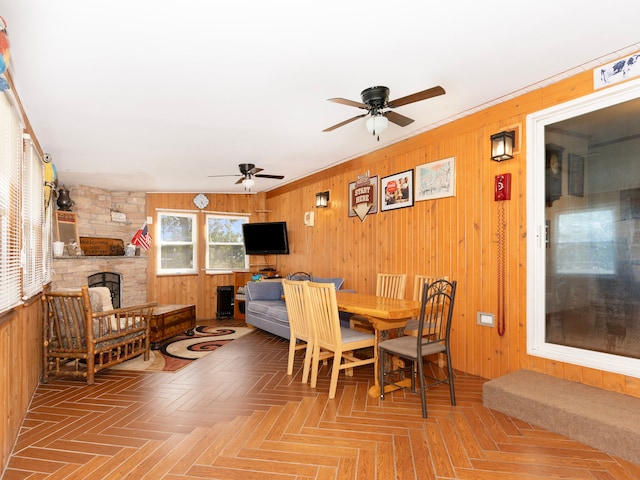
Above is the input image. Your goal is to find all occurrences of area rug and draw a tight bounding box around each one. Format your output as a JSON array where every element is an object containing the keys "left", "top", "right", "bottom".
[{"left": 110, "top": 325, "right": 252, "bottom": 373}]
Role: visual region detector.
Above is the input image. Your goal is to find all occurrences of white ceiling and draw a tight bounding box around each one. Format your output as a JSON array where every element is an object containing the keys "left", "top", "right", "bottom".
[{"left": 2, "top": 0, "right": 640, "bottom": 193}]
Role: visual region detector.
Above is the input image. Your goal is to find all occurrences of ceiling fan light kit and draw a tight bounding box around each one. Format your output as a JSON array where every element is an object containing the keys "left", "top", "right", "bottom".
[
  {"left": 366, "top": 114, "right": 388, "bottom": 138},
  {"left": 324, "top": 85, "right": 446, "bottom": 140}
]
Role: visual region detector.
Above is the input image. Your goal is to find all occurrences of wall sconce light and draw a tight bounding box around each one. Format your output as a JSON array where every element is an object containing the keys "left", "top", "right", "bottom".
[
  {"left": 490, "top": 130, "right": 515, "bottom": 162},
  {"left": 316, "top": 191, "right": 330, "bottom": 208}
]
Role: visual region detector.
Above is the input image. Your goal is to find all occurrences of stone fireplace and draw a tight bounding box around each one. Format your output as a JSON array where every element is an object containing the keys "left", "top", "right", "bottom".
[
  {"left": 50, "top": 185, "right": 148, "bottom": 305},
  {"left": 52, "top": 257, "right": 147, "bottom": 306}
]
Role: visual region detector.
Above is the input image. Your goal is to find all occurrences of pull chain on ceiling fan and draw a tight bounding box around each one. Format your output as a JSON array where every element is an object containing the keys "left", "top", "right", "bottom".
[{"left": 323, "top": 85, "right": 445, "bottom": 141}]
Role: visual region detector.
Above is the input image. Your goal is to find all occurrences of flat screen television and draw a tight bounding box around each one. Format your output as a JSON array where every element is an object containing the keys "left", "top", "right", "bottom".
[{"left": 242, "top": 221, "right": 290, "bottom": 255}]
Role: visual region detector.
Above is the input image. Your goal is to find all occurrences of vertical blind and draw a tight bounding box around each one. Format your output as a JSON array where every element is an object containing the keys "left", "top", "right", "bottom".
[{"left": 0, "top": 91, "right": 23, "bottom": 312}]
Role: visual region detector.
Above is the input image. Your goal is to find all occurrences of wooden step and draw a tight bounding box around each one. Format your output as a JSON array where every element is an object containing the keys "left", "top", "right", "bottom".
[{"left": 483, "top": 369, "right": 640, "bottom": 464}]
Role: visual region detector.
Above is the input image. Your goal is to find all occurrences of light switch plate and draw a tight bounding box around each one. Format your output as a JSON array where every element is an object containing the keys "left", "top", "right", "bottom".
[{"left": 477, "top": 312, "right": 495, "bottom": 327}]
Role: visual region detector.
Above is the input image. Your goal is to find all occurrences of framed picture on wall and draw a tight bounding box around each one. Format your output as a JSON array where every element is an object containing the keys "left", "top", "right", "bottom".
[
  {"left": 380, "top": 170, "right": 414, "bottom": 211},
  {"left": 415, "top": 156, "right": 455, "bottom": 201}
]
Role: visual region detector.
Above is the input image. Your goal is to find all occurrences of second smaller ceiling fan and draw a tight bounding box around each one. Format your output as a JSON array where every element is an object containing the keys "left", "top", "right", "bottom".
[{"left": 208, "top": 163, "right": 285, "bottom": 190}]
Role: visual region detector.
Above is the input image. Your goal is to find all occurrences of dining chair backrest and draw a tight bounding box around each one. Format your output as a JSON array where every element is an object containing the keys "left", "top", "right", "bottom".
[
  {"left": 413, "top": 275, "right": 449, "bottom": 302},
  {"left": 303, "top": 281, "right": 342, "bottom": 349},
  {"left": 287, "top": 272, "right": 313, "bottom": 281},
  {"left": 282, "top": 279, "right": 311, "bottom": 339},
  {"left": 377, "top": 273, "right": 407, "bottom": 299},
  {"left": 417, "top": 279, "right": 457, "bottom": 347}
]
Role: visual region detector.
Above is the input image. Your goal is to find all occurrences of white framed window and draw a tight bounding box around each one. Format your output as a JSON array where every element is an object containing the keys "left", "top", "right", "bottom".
[
  {"left": 206, "top": 214, "right": 248, "bottom": 273},
  {"left": 0, "top": 92, "right": 24, "bottom": 313},
  {"left": 156, "top": 211, "right": 198, "bottom": 275},
  {"left": 21, "top": 135, "right": 45, "bottom": 300}
]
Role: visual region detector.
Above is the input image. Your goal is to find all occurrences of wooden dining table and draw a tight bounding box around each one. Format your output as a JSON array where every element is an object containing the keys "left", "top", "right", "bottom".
[{"left": 335, "top": 291, "right": 421, "bottom": 398}]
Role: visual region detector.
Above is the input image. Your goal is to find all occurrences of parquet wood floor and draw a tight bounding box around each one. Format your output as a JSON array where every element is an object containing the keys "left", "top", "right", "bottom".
[{"left": 4, "top": 319, "right": 640, "bottom": 479}]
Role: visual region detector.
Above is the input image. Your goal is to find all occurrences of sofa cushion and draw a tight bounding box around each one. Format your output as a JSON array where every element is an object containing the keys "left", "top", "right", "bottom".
[
  {"left": 247, "top": 300, "right": 282, "bottom": 315},
  {"left": 313, "top": 277, "right": 345, "bottom": 290},
  {"left": 246, "top": 281, "right": 283, "bottom": 300}
]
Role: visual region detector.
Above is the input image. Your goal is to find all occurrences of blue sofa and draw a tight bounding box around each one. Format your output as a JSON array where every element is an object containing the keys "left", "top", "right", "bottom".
[{"left": 245, "top": 277, "right": 347, "bottom": 339}]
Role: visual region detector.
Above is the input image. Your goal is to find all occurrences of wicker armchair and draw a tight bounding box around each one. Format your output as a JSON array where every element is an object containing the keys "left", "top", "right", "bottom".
[{"left": 42, "top": 286, "right": 155, "bottom": 385}]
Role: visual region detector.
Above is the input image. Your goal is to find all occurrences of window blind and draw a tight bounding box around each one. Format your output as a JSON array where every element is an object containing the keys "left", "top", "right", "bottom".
[
  {"left": 22, "top": 136, "right": 44, "bottom": 300},
  {"left": 0, "top": 92, "right": 24, "bottom": 312}
]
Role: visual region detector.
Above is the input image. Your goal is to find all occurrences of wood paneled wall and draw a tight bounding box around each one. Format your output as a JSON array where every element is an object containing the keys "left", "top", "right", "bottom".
[
  {"left": 0, "top": 298, "right": 42, "bottom": 472},
  {"left": 263, "top": 69, "right": 640, "bottom": 398}
]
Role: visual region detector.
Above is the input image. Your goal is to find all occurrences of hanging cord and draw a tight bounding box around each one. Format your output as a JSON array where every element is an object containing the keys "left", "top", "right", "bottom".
[{"left": 497, "top": 201, "right": 506, "bottom": 336}]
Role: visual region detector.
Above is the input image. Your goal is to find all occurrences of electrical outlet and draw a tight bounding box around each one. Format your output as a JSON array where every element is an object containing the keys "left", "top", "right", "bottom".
[
  {"left": 304, "top": 211, "right": 314, "bottom": 226},
  {"left": 477, "top": 312, "right": 495, "bottom": 327}
]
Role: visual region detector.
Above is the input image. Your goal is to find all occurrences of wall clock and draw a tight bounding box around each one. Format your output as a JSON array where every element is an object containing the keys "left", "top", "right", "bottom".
[{"left": 193, "top": 193, "right": 209, "bottom": 209}]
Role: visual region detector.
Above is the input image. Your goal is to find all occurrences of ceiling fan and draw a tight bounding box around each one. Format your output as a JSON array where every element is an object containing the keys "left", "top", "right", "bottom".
[
  {"left": 208, "top": 163, "right": 285, "bottom": 190},
  {"left": 323, "top": 85, "right": 445, "bottom": 140}
]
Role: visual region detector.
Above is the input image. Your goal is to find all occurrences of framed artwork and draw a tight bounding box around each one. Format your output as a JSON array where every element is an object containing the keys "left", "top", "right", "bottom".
[
  {"left": 545, "top": 143, "right": 564, "bottom": 206},
  {"left": 568, "top": 153, "right": 584, "bottom": 197},
  {"left": 380, "top": 170, "right": 414, "bottom": 211},
  {"left": 348, "top": 175, "right": 378, "bottom": 218},
  {"left": 415, "top": 156, "right": 455, "bottom": 201}
]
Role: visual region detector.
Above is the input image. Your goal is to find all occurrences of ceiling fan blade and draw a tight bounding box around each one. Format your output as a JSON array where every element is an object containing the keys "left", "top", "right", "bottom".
[
  {"left": 235, "top": 177, "right": 244, "bottom": 185},
  {"left": 208, "top": 174, "right": 241, "bottom": 178},
  {"left": 255, "top": 174, "right": 285, "bottom": 180},
  {"left": 327, "top": 97, "right": 368, "bottom": 109},
  {"left": 385, "top": 110, "right": 414, "bottom": 127},
  {"left": 388, "top": 86, "right": 446, "bottom": 108},
  {"left": 323, "top": 113, "right": 367, "bottom": 132},
  {"left": 249, "top": 167, "right": 264, "bottom": 175}
]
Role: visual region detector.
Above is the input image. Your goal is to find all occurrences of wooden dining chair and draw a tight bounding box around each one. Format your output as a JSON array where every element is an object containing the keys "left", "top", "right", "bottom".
[
  {"left": 303, "top": 281, "right": 376, "bottom": 399},
  {"left": 378, "top": 279, "right": 457, "bottom": 418},
  {"left": 403, "top": 275, "right": 449, "bottom": 336},
  {"left": 282, "top": 279, "right": 315, "bottom": 383},
  {"left": 350, "top": 272, "right": 407, "bottom": 332}
]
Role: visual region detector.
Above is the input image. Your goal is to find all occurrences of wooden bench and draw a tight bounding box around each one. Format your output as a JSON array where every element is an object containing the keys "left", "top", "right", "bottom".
[{"left": 150, "top": 304, "right": 196, "bottom": 348}]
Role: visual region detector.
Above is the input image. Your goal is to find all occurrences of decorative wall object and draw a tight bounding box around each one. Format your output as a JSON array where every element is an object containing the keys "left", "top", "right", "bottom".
[
  {"left": 380, "top": 170, "right": 414, "bottom": 211},
  {"left": 415, "top": 156, "right": 455, "bottom": 201},
  {"left": 545, "top": 144, "right": 563, "bottom": 206},
  {"left": 348, "top": 174, "right": 378, "bottom": 221},
  {"left": 594, "top": 50, "right": 640, "bottom": 89}
]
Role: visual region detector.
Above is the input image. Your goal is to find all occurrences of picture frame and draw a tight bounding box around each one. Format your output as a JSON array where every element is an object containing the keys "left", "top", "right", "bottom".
[
  {"left": 568, "top": 153, "right": 584, "bottom": 197},
  {"left": 348, "top": 175, "right": 378, "bottom": 217},
  {"left": 380, "top": 170, "right": 414, "bottom": 211},
  {"left": 415, "top": 156, "right": 455, "bottom": 202}
]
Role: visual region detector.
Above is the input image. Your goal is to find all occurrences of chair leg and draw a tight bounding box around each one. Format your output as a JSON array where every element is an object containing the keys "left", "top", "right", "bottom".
[
  {"left": 446, "top": 351, "right": 456, "bottom": 406},
  {"left": 301, "top": 341, "right": 313, "bottom": 384},
  {"left": 328, "top": 351, "right": 342, "bottom": 399},
  {"left": 310, "top": 343, "right": 320, "bottom": 388},
  {"left": 287, "top": 337, "right": 297, "bottom": 376},
  {"left": 417, "top": 355, "right": 427, "bottom": 418},
  {"left": 378, "top": 347, "right": 386, "bottom": 399}
]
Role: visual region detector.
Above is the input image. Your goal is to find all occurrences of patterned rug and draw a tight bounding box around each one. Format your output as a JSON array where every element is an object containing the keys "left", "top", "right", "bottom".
[{"left": 110, "top": 325, "right": 253, "bottom": 372}]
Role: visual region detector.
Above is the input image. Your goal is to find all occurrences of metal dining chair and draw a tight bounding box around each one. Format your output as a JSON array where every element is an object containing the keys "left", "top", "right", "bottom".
[
  {"left": 378, "top": 279, "right": 457, "bottom": 418},
  {"left": 403, "top": 275, "right": 449, "bottom": 336}
]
